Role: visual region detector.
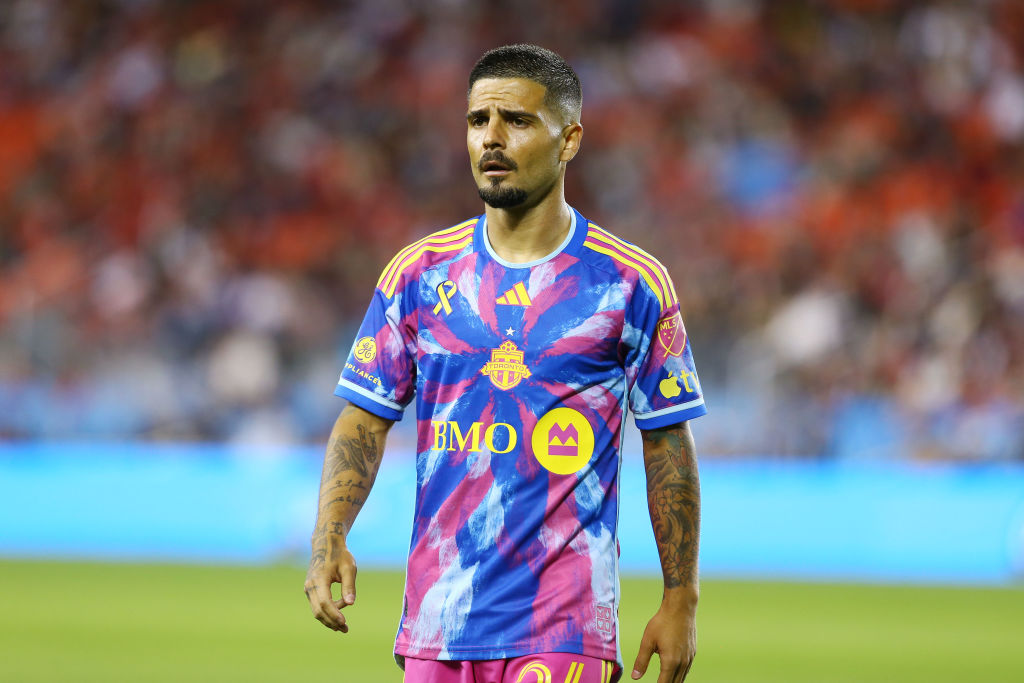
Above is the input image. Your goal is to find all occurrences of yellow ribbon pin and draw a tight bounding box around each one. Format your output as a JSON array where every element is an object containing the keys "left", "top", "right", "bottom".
[{"left": 433, "top": 280, "right": 457, "bottom": 315}]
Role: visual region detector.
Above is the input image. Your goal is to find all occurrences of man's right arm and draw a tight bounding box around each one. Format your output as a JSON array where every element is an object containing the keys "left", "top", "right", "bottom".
[{"left": 304, "top": 402, "right": 393, "bottom": 633}]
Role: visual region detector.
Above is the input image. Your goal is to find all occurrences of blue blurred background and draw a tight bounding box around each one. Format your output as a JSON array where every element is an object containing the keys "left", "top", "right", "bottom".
[{"left": 1, "top": 0, "right": 1022, "bottom": 584}]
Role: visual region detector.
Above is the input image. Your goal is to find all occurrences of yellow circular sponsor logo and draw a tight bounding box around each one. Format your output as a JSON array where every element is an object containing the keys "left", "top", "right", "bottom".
[
  {"left": 353, "top": 337, "right": 377, "bottom": 364},
  {"left": 531, "top": 407, "right": 595, "bottom": 475}
]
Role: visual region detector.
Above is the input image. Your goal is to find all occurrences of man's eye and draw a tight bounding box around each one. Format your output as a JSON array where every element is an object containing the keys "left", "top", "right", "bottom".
[
  {"left": 511, "top": 118, "right": 526, "bottom": 127},
  {"left": 471, "top": 117, "right": 487, "bottom": 126}
]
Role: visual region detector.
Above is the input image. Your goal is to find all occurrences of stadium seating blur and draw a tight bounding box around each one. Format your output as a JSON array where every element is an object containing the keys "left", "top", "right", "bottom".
[{"left": 1, "top": 0, "right": 1022, "bottom": 461}]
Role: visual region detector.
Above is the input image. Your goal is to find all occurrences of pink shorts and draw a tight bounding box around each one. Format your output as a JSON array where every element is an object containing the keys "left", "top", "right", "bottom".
[{"left": 403, "top": 653, "right": 621, "bottom": 683}]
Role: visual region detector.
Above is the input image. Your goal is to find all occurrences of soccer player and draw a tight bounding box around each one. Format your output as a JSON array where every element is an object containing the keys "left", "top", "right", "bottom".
[{"left": 305, "top": 44, "right": 706, "bottom": 683}]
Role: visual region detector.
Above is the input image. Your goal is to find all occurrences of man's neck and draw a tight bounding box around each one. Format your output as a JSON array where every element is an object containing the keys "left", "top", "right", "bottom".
[{"left": 484, "top": 191, "right": 572, "bottom": 265}]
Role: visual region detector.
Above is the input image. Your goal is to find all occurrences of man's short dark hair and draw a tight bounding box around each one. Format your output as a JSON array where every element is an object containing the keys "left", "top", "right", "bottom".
[{"left": 468, "top": 44, "right": 582, "bottom": 124}]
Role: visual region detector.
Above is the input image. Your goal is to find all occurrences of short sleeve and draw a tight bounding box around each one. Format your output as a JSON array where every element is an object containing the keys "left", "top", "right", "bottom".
[
  {"left": 334, "top": 284, "right": 416, "bottom": 421},
  {"left": 626, "top": 283, "right": 707, "bottom": 430}
]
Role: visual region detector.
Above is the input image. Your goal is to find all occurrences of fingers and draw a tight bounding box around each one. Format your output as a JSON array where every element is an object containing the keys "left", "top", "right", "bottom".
[
  {"left": 663, "top": 651, "right": 695, "bottom": 683},
  {"left": 664, "top": 653, "right": 694, "bottom": 683},
  {"left": 304, "top": 549, "right": 358, "bottom": 633},
  {"left": 659, "top": 658, "right": 681, "bottom": 683},
  {"left": 304, "top": 579, "right": 349, "bottom": 633},
  {"left": 631, "top": 638, "right": 654, "bottom": 680},
  {"left": 340, "top": 560, "right": 357, "bottom": 606},
  {"left": 633, "top": 647, "right": 691, "bottom": 683}
]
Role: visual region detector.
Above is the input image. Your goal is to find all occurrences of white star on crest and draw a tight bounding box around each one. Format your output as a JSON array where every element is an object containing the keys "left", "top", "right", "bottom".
[{"left": 505, "top": 327, "right": 515, "bottom": 336}]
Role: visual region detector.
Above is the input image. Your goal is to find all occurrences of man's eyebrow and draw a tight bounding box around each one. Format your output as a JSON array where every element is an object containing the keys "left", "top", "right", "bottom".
[
  {"left": 466, "top": 107, "right": 538, "bottom": 121},
  {"left": 498, "top": 108, "right": 536, "bottom": 120}
]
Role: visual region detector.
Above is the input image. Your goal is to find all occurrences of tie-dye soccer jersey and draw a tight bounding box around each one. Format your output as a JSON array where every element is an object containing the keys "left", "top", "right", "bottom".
[{"left": 334, "top": 207, "right": 706, "bottom": 664}]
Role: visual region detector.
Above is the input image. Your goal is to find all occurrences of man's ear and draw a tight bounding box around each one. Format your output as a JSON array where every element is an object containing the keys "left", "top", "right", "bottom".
[{"left": 559, "top": 122, "right": 583, "bottom": 162}]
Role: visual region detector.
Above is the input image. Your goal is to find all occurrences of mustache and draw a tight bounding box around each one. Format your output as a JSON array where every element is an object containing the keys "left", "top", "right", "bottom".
[{"left": 478, "top": 151, "right": 518, "bottom": 172}]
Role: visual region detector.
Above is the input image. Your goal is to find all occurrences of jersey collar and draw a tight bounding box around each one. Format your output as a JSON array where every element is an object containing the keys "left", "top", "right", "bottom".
[{"left": 476, "top": 205, "right": 587, "bottom": 269}]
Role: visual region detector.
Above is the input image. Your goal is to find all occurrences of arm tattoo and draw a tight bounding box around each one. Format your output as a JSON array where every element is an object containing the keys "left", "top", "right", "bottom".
[
  {"left": 309, "top": 520, "right": 333, "bottom": 569},
  {"left": 312, "top": 417, "right": 385, "bottom": 545},
  {"left": 641, "top": 423, "right": 701, "bottom": 590},
  {"left": 324, "top": 424, "right": 379, "bottom": 479}
]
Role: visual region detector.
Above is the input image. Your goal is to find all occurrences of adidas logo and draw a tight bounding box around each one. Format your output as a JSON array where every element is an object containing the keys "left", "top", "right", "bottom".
[{"left": 496, "top": 282, "right": 532, "bottom": 306}]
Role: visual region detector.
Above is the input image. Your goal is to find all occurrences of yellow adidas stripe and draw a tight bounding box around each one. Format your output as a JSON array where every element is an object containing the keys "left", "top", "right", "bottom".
[
  {"left": 586, "top": 223, "right": 669, "bottom": 286},
  {"left": 587, "top": 223, "right": 676, "bottom": 306},
  {"left": 384, "top": 236, "right": 472, "bottom": 297},
  {"left": 379, "top": 222, "right": 475, "bottom": 290},
  {"left": 377, "top": 219, "right": 476, "bottom": 292},
  {"left": 583, "top": 240, "right": 668, "bottom": 311},
  {"left": 378, "top": 226, "right": 454, "bottom": 289},
  {"left": 496, "top": 282, "right": 532, "bottom": 306},
  {"left": 514, "top": 281, "right": 532, "bottom": 305},
  {"left": 586, "top": 223, "right": 677, "bottom": 309},
  {"left": 378, "top": 224, "right": 475, "bottom": 297}
]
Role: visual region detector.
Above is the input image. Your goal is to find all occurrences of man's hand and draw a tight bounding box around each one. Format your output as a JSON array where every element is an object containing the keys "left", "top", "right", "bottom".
[
  {"left": 631, "top": 599, "right": 697, "bottom": 682},
  {"left": 304, "top": 535, "right": 358, "bottom": 633},
  {"left": 304, "top": 404, "right": 391, "bottom": 633}
]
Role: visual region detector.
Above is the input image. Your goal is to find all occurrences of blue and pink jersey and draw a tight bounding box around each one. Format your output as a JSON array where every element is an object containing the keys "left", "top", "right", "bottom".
[{"left": 335, "top": 207, "right": 705, "bottom": 665}]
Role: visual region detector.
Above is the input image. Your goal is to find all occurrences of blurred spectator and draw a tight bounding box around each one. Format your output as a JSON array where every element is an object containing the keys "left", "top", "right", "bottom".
[{"left": 0, "top": 0, "right": 1021, "bottom": 461}]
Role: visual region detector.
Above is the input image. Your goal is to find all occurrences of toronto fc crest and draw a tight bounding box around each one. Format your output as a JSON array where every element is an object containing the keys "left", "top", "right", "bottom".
[{"left": 481, "top": 340, "right": 532, "bottom": 390}]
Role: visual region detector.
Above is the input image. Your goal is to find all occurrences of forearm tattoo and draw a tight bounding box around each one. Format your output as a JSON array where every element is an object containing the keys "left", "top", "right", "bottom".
[
  {"left": 324, "top": 423, "right": 380, "bottom": 480},
  {"left": 311, "top": 419, "right": 384, "bottom": 561},
  {"left": 641, "top": 423, "right": 701, "bottom": 590}
]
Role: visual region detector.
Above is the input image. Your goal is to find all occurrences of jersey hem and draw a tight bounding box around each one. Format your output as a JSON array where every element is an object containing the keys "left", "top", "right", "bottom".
[{"left": 395, "top": 642, "right": 620, "bottom": 665}]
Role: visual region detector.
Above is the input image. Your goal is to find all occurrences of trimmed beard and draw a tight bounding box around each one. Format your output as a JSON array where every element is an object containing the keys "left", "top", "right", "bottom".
[{"left": 478, "top": 183, "right": 528, "bottom": 209}]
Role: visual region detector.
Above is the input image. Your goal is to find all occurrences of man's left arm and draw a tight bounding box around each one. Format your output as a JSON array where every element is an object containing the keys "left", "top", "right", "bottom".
[{"left": 631, "top": 420, "right": 701, "bottom": 683}]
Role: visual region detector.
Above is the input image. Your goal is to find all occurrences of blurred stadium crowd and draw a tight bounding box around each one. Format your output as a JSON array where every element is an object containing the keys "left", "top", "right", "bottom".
[{"left": 1, "top": 0, "right": 1022, "bottom": 460}]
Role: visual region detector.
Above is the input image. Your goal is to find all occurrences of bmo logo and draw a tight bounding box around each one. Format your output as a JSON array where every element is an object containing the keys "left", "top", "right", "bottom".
[
  {"left": 431, "top": 420, "right": 517, "bottom": 454},
  {"left": 531, "top": 407, "right": 595, "bottom": 475},
  {"left": 431, "top": 407, "right": 595, "bottom": 475}
]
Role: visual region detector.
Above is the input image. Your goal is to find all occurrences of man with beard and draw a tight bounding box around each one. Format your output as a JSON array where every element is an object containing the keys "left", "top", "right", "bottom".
[{"left": 305, "top": 44, "right": 706, "bottom": 683}]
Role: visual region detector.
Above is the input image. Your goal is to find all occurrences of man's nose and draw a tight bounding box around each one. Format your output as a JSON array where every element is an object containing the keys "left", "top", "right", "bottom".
[{"left": 483, "top": 119, "right": 505, "bottom": 149}]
